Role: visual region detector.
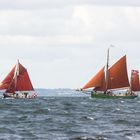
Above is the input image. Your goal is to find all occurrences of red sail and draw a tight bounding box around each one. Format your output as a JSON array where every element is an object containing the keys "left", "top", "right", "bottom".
[
  {"left": 131, "top": 70, "right": 140, "bottom": 91},
  {"left": 107, "top": 55, "right": 130, "bottom": 89},
  {"left": 0, "top": 61, "right": 34, "bottom": 94},
  {"left": 0, "top": 66, "right": 16, "bottom": 90},
  {"left": 5, "top": 79, "right": 16, "bottom": 93},
  {"left": 15, "top": 63, "right": 34, "bottom": 91},
  {"left": 82, "top": 67, "right": 105, "bottom": 90}
]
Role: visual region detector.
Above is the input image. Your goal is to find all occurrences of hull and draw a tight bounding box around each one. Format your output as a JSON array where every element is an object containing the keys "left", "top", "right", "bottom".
[
  {"left": 3, "top": 93, "right": 15, "bottom": 99},
  {"left": 91, "top": 93, "right": 138, "bottom": 99},
  {"left": 3, "top": 92, "right": 37, "bottom": 99}
]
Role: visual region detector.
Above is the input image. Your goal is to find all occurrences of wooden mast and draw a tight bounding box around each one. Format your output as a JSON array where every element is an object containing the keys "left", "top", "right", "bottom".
[
  {"left": 14, "top": 59, "right": 19, "bottom": 90},
  {"left": 105, "top": 48, "right": 109, "bottom": 93}
]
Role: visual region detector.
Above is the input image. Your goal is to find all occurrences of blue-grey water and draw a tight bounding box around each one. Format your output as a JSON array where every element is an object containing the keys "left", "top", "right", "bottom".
[{"left": 0, "top": 89, "right": 140, "bottom": 140}]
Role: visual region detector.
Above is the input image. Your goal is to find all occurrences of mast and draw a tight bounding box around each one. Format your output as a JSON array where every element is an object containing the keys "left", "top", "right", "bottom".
[
  {"left": 105, "top": 48, "right": 109, "bottom": 92},
  {"left": 14, "top": 59, "right": 19, "bottom": 90}
]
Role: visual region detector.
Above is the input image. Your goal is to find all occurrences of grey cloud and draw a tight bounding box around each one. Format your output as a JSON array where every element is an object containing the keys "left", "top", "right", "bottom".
[
  {"left": 0, "top": 5, "right": 140, "bottom": 43},
  {"left": 0, "top": 1, "right": 139, "bottom": 38},
  {"left": 0, "top": 8, "right": 72, "bottom": 36},
  {"left": 0, "top": 0, "right": 140, "bottom": 10}
]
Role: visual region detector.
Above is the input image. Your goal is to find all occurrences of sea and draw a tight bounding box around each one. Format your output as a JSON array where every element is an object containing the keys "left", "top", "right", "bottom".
[{"left": 0, "top": 89, "right": 140, "bottom": 140}]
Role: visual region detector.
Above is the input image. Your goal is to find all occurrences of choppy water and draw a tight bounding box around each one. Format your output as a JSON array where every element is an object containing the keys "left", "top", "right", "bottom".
[{"left": 0, "top": 92, "right": 140, "bottom": 140}]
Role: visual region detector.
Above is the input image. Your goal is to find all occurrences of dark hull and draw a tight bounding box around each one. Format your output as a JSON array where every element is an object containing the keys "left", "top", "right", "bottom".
[
  {"left": 91, "top": 93, "right": 138, "bottom": 99},
  {"left": 3, "top": 93, "right": 13, "bottom": 98}
]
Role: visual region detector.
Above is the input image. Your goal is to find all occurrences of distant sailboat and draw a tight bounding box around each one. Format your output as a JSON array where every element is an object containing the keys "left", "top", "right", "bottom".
[
  {"left": 0, "top": 60, "right": 37, "bottom": 99},
  {"left": 81, "top": 48, "right": 137, "bottom": 99},
  {"left": 130, "top": 70, "right": 140, "bottom": 91}
]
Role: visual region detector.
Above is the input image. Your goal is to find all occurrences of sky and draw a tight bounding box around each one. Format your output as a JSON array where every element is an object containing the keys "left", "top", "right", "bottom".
[{"left": 0, "top": 0, "right": 140, "bottom": 88}]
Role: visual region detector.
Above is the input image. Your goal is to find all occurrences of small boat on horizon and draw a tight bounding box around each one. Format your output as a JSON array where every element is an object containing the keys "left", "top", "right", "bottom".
[
  {"left": 0, "top": 60, "right": 37, "bottom": 99},
  {"left": 80, "top": 48, "right": 138, "bottom": 99}
]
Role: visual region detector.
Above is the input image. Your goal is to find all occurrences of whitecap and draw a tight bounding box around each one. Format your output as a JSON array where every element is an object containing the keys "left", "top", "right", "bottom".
[
  {"left": 84, "top": 116, "right": 94, "bottom": 120},
  {"left": 116, "top": 108, "right": 120, "bottom": 111}
]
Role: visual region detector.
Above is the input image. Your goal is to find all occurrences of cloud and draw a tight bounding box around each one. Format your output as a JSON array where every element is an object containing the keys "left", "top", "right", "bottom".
[
  {"left": 0, "top": 1, "right": 140, "bottom": 88},
  {"left": 0, "top": 0, "right": 140, "bottom": 10},
  {"left": 0, "top": 9, "right": 71, "bottom": 36},
  {"left": 0, "top": 5, "right": 140, "bottom": 42}
]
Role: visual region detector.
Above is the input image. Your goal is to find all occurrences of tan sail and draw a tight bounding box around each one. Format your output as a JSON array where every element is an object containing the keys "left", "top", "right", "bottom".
[
  {"left": 131, "top": 70, "right": 140, "bottom": 91},
  {"left": 107, "top": 55, "right": 130, "bottom": 89},
  {"left": 82, "top": 67, "right": 105, "bottom": 90}
]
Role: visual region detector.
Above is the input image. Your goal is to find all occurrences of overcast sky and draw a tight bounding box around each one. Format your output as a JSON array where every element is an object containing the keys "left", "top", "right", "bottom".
[{"left": 0, "top": 0, "right": 140, "bottom": 88}]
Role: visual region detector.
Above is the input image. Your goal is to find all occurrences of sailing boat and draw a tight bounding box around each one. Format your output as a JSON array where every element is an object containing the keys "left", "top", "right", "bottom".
[
  {"left": 0, "top": 60, "right": 37, "bottom": 99},
  {"left": 130, "top": 70, "right": 140, "bottom": 92},
  {"left": 81, "top": 48, "right": 138, "bottom": 99}
]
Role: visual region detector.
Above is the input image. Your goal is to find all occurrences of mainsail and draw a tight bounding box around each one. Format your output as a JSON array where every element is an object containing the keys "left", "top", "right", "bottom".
[
  {"left": 107, "top": 55, "right": 130, "bottom": 89},
  {"left": 130, "top": 70, "right": 140, "bottom": 91},
  {"left": 0, "top": 61, "right": 34, "bottom": 94},
  {"left": 82, "top": 55, "right": 130, "bottom": 92}
]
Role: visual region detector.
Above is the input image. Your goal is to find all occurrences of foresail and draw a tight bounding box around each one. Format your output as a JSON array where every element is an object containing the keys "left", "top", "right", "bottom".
[
  {"left": 131, "top": 70, "right": 140, "bottom": 91},
  {"left": 82, "top": 67, "right": 105, "bottom": 90},
  {"left": 0, "top": 65, "right": 16, "bottom": 90},
  {"left": 107, "top": 55, "right": 130, "bottom": 89}
]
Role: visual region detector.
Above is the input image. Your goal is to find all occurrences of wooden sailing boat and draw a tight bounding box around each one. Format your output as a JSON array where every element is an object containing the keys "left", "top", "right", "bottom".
[
  {"left": 0, "top": 60, "right": 37, "bottom": 99},
  {"left": 81, "top": 48, "right": 138, "bottom": 99},
  {"left": 130, "top": 70, "right": 140, "bottom": 92}
]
